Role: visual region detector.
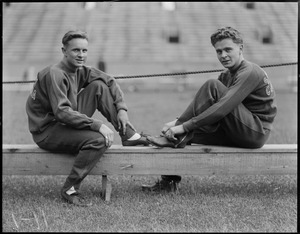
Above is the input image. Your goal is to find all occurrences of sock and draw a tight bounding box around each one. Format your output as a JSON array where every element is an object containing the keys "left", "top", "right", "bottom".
[
  {"left": 66, "top": 186, "right": 76, "bottom": 195},
  {"left": 127, "top": 133, "right": 141, "bottom": 141}
]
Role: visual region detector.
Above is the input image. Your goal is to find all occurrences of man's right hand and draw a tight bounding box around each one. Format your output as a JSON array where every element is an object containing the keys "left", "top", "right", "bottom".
[{"left": 99, "top": 124, "right": 114, "bottom": 147}]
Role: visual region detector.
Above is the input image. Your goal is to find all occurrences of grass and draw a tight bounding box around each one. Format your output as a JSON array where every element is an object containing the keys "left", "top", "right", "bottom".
[
  {"left": 2, "top": 175, "right": 297, "bottom": 232},
  {"left": 2, "top": 82, "right": 297, "bottom": 232}
]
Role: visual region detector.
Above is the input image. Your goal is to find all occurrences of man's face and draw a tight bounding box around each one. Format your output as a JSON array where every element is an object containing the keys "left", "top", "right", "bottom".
[
  {"left": 62, "top": 38, "right": 88, "bottom": 69},
  {"left": 214, "top": 38, "right": 243, "bottom": 70}
]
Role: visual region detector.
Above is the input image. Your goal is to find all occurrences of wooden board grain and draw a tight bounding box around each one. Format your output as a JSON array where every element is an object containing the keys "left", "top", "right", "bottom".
[{"left": 2, "top": 144, "right": 297, "bottom": 176}]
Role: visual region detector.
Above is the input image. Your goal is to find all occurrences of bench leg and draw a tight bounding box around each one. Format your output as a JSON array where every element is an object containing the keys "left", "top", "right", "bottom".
[{"left": 101, "top": 175, "right": 112, "bottom": 202}]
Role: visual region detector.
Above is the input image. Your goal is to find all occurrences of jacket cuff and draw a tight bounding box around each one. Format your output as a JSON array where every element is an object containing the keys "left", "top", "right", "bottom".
[
  {"left": 116, "top": 102, "right": 128, "bottom": 112},
  {"left": 90, "top": 119, "right": 103, "bottom": 132},
  {"left": 182, "top": 120, "right": 195, "bottom": 132}
]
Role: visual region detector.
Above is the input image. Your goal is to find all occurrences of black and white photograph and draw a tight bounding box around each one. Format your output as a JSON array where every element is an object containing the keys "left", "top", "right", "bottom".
[{"left": 2, "top": 1, "right": 297, "bottom": 232}]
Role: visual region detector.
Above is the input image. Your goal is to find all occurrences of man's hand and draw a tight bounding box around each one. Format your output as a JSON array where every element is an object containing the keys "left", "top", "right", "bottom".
[
  {"left": 117, "top": 109, "right": 136, "bottom": 135},
  {"left": 99, "top": 124, "right": 114, "bottom": 147},
  {"left": 164, "top": 125, "right": 185, "bottom": 141},
  {"left": 161, "top": 119, "right": 178, "bottom": 135}
]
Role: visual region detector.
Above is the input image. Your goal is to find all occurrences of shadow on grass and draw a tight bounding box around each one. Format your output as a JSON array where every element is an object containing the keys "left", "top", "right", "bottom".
[
  {"left": 84, "top": 175, "right": 297, "bottom": 200},
  {"left": 3, "top": 175, "right": 297, "bottom": 201}
]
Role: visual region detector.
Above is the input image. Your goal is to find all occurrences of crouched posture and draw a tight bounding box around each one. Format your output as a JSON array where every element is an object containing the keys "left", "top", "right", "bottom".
[
  {"left": 144, "top": 27, "right": 277, "bottom": 192},
  {"left": 26, "top": 31, "right": 149, "bottom": 206}
]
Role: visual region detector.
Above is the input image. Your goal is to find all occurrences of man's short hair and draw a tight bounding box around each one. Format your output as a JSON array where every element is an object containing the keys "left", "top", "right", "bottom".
[
  {"left": 62, "top": 30, "right": 88, "bottom": 46},
  {"left": 210, "top": 27, "right": 243, "bottom": 46}
]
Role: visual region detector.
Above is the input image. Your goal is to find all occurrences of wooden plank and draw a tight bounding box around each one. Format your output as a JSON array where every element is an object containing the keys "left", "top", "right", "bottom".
[
  {"left": 2, "top": 144, "right": 297, "bottom": 153},
  {"left": 2, "top": 144, "right": 297, "bottom": 175},
  {"left": 95, "top": 151, "right": 297, "bottom": 175}
]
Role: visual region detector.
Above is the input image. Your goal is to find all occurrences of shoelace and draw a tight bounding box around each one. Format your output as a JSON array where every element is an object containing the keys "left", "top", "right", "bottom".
[
  {"left": 174, "top": 133, "right": 189, "bottom": 148},
  {"left": 140, "top": 131, "right": 151, "bottom": 137}
]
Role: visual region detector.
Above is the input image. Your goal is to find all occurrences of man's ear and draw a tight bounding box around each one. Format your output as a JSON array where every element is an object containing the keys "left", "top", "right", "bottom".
[
  {"left": 61, "top": 46, "right": 66, "bottom": 55},
  {"left": 239, "top": 44, "right": 244, "bottom": 55}
]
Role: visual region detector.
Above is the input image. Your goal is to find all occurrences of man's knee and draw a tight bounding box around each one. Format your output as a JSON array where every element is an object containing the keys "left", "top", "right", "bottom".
[
  {"left": 85, "top": 80, "right": 109, "bottom": 94},
  {"left": 203, "top": 79, "right": 227, "bottom": 99},
  {"left": 203, "top": 79, "right": 225, "bottom": 89},
  {"left": 81, "top": 135, "right": 107, "bottom": 151}
]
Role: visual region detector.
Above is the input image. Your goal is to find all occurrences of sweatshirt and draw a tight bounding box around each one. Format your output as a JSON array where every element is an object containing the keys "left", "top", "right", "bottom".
[
  {"left": 183, "top": 60, "right": 277, "bottom": 132},
  {"left": 26, "top": 62, "right": 127, "bottom": 142}
]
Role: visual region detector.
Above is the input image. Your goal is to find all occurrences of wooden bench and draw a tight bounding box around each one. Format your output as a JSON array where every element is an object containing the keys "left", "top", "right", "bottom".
[{"left": 3, "top": 144, "right": 297, "bottom": 202}]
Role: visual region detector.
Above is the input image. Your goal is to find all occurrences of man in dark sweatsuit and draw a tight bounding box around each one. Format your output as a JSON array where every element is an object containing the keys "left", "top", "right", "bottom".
[
  {"left": 144, "top": 27, "right": 277, "bottom": 192},
  {"left": 26, "top": 30, "right": 149, "bottom": 206}
]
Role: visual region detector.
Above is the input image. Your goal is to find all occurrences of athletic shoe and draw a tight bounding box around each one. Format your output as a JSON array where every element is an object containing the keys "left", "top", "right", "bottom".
[
  {"left": 146, "top": 135, "right": 175, "bottom": 148},
  {"left": 142, "top": 179, "right": 179, "bottom": 192},
  {"left": 147, "top": 132, "right": 194, "bottom": 148},
  {"left": 122, "top": 132, "right": 150, "bottom": 146},
  {"left": 61, "top": 189, "right": 92, "bottom": 207}
]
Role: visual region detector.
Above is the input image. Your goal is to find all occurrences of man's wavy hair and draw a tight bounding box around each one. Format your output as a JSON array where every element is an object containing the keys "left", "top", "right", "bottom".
[
  {"left": 62, "top": 30, "right": 88, "bottom": 46},
  {"left": 210, "top": 27, "right": 243, "bottom": 47}
]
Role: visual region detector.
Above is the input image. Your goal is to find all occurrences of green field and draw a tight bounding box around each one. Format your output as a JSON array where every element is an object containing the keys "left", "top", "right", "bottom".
[{"left": 2, "top": 81, "right": 297, "bottom": 232}]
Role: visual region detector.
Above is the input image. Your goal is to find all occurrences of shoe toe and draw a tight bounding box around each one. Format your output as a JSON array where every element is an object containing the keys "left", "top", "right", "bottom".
[
  {"left": 138, "top": 136, "right": 150, "bottom": 146},
  {"left": 72, "top": 196, "right": 92, "bottom": 207},
  {"left": 122, "top": 136, "right": 150, "bottom": 146},
  {"left": 142, "top": 180, "right": 179, "bottom": 192},
  {"left": 146, "top": 136, "right": 155, "bottom": 142},
  {"left": 61, "top": 190, "right": 92, "bottom": 207},
  {"left": 146, "top": 136, "right": 175, "bottom": 148}
]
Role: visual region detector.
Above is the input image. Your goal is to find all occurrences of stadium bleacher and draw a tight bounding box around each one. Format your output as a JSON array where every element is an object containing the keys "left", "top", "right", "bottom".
[{"left": 3, "top": 2, "right": 297, "bottom": 89}]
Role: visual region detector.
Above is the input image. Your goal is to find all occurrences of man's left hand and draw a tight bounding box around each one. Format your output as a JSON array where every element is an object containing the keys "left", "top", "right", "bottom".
[{"left": 117, "top": 109, "right": 136, "bottom": 135}]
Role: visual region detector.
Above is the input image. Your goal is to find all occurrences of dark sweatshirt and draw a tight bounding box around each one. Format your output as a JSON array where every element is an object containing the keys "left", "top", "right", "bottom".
[
  {"left": 182, "top": 60, "right": 277, "bottom": 132},
  {"left": 26, "top": 62, "right": 127, "bottom": 142}
]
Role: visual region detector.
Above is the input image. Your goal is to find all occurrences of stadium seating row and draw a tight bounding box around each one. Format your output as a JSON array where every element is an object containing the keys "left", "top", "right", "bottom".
[
  {"left": 3, "top": 2, "right": 297, "bottom": 63},
  {"left": 2, "top": 2, "right": 297, "bottom": 83}
]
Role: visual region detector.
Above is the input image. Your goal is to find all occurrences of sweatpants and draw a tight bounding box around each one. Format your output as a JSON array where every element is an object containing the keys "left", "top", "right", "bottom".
[
  {"left": 33, "top": 80, "right": 135, "bottom": 193},
  {"left": 162, "top": 79, "right": 271, "bottom": 183}
]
